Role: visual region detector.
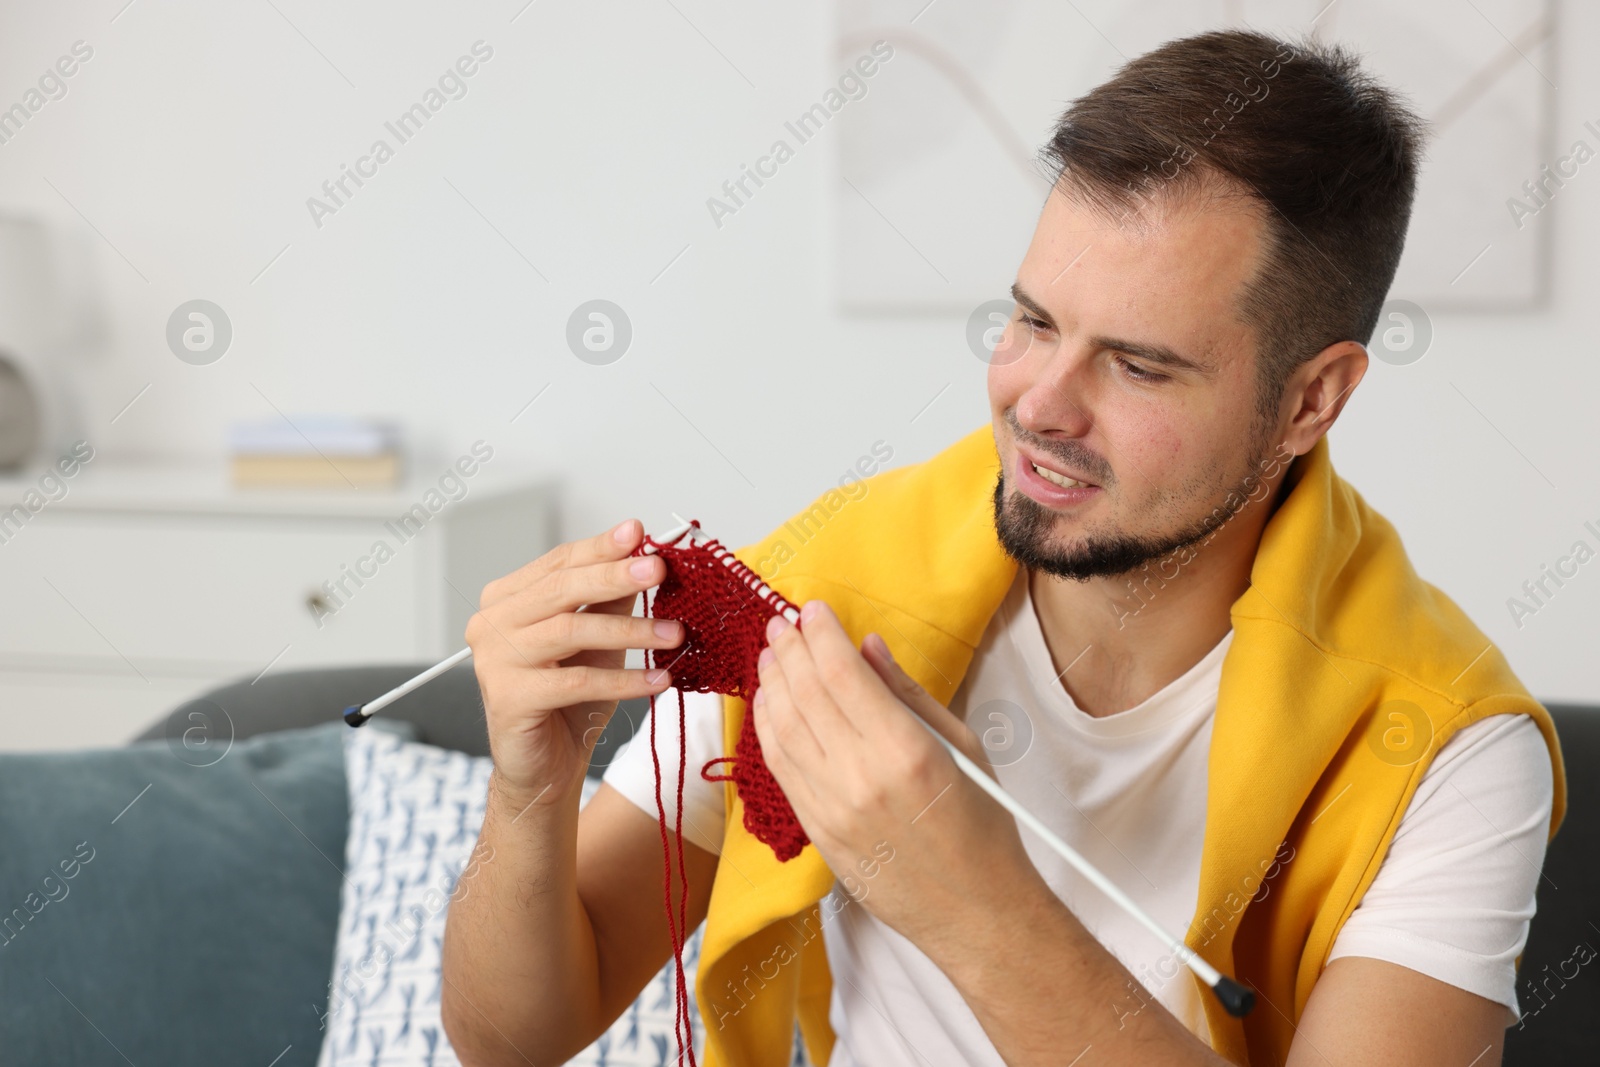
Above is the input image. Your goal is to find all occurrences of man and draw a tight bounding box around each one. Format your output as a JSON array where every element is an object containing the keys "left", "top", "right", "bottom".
[{"left": 441, "top": 29, "right": 1565, "bottom": 1067}]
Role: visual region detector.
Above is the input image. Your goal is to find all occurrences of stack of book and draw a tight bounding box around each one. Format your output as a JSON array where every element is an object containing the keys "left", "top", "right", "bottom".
[{"left": 229, "top": 417, "right": 402, "bottom": 488}]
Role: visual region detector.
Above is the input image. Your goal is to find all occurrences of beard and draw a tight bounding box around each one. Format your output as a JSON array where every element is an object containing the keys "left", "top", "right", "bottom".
[{"left": 992, "top": 437, "right": 1280, "bottom": 581}]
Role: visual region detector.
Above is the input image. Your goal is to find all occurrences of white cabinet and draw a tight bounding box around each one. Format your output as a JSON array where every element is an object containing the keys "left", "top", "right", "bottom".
[{"left": 0, "top": 463, "right": 557, "bottom": 751}]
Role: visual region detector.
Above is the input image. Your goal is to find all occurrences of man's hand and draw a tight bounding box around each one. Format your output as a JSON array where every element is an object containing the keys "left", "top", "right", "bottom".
[
  {"left": 750, "top": 599, "right": 1041, "bottom": 952},
  {"left": 442, "top": 519, "right": 718, "bottom": 1067},
  {"left": 466, "top": 518, "right": 683, "bottom": 809}
]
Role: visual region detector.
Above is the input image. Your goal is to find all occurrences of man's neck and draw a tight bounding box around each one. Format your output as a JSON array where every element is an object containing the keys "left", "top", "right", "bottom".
[{"left": 1026, "top": 503, "right": 1273, "bottom": 718}]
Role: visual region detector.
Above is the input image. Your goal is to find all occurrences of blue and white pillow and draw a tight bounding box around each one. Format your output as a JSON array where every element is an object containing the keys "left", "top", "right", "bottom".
[{"left": 317, "top": 728, "right": 705, "bottom": 1066}]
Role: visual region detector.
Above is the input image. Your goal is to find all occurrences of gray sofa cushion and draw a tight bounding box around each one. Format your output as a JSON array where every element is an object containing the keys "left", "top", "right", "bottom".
[{"left": 0, "top": 719, "right": 404, "bottom": 1067}]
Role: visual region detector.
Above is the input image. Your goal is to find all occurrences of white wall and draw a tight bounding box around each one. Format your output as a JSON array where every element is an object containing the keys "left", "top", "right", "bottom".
[{"left": 0, "top": 0, "right": 1594, "bottom": 703}]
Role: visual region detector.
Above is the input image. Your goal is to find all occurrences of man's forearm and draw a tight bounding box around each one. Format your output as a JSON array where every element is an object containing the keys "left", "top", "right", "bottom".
[
  {"left": 926, "top": 876, "right": 1233, "bottom": 1067},
  {"left": 440, "top": 771, "right": 600, "bottom": 1066}
]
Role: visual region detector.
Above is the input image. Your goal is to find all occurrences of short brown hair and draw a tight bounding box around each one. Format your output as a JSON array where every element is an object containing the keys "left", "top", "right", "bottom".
[{"left": 1039, "top": 30, "right": 1427, "bottom": 423}]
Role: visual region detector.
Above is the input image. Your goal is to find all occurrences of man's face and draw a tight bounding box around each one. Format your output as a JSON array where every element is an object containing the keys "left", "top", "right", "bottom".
[{"left": 988, "top": 182, "right": 1280, "bottom": 580}]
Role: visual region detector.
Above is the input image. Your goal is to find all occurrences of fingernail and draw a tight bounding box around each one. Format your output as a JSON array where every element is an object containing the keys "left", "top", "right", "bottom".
[
  {"left": 653, "top": 620, "right": 679, "bottom": 640},
  {"left": 800, "top": 600, "right": 821, "bottom": 622},
  {"left": 613, "top": 519, "right": 635, "bottom": 544},
  {"left": 629, "top": 558, "right": 654, "bottom": 580},
  {"left": 646, "top": 669, "right": 669, "bottom": 686},
  {"left": 758, "top": 647, "right": 774, "bottom": 668},
  {"left": 767, "top": 614, "right": 789, "bottom": 640}
]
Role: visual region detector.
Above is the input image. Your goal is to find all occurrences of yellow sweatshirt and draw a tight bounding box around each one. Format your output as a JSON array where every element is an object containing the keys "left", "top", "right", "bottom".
[{"left": 692, "top": 423, "right": 1566, "bottom": 1066}]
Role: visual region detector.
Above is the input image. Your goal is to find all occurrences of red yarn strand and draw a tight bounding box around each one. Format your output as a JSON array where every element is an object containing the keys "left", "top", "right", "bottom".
[
  {"left": 674, "top": 685, "right": 693, "bottom": 1056},
  {"left": 644, "top": 587, "right": 697, "bottom": 1067},
  {"left": 629, "top": 521, "right": 822, "bottom": 1067}
]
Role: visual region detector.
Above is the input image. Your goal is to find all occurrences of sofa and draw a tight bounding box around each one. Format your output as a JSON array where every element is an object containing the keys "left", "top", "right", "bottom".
[{"left": 0, "top": 663, "right": 1591, "bottom": 1065}]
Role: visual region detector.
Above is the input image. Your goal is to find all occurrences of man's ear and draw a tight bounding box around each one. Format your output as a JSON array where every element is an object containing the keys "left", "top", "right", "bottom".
[{"left": 1278, "top": 340, "right": 1368, "bottom": 457}]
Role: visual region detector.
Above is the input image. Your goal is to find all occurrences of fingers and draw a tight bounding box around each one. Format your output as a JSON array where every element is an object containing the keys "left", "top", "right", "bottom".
[
  {"left": 770, "top": 602, "right": 977, "bottom": 764},
  {"left": 493, "top": 661, "right": 674, "bottom": 712},
  {"left": 573, "top": 551, "right": 666, "bottom": 621},
  {"left": 484, "top": 552, "right": 668, "bottom": 634},
  {"left": 477, "top": 518, "right": 647, "bottom": 611},
  {"left": 751, "top": 650, "right": 827, "bottom": 782},
  {"left": 862, "top": 631, "right": 990, "bottom": 772},
  {"left": 861, "top": 631, "right": 934, "bottom": 711},
  {"left": 475, "top": 608, "right": 684, "bottom": 666},
  {"left": 757, "top": 607, "right": 861, "bottom": 753},
  {"left": 748, "top": 689, "right": 820, "bottom": 833}
]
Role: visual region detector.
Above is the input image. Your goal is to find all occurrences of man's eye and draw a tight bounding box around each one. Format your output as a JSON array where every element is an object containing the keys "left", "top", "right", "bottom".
[
  {"left": 1019, "top": 314, "right": 1051, "bottom": 334},
  {"left": 1115, "top": 355, "right": 1167, "bottom": 383}
]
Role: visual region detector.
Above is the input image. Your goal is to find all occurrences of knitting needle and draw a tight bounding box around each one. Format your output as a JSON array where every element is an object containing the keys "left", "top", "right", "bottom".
[
  {"left": 667, "top": 513, "right": 799, "bottom": 625},
  {"left": 344, "top": 517, "right": 704, "bottom": 727},
  {"left": 900, "top": 712, "right": 1254, "bottom": 1017},
  {"left": 343, "top": 646, "right": 474, "bottom": 726}
]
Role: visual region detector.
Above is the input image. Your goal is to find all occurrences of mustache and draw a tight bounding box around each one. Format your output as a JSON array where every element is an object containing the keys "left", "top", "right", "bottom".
[{"left": 1005, "top": 409, "right": 1113, "bottom": 485}]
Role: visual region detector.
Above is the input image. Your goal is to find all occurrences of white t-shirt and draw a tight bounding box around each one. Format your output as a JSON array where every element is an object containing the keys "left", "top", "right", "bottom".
[{"left": 602, "top": 566, "right": 1554, "bottom": 1063}]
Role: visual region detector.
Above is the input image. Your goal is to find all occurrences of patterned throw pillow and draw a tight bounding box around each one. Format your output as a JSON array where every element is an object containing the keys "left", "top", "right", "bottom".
[{"left": 317, "top": 728, "right": 705, "bottom": 1067}]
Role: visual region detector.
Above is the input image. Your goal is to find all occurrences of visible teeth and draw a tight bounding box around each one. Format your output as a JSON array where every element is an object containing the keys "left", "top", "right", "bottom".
[{"left": 1032, "top": 462, "right": 1087, "bottom": 489}]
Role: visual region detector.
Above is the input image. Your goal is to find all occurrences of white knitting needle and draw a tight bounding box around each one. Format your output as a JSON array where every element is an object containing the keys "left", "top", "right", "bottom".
[
  {"left": 901, "top": 713, "right": 1253, "bottom": 1016},
  {"left": 342, "top": 646, "right": 474, "bottom": 726},
  {"left": 340, "top": 518, "right": 1254, "bottom": 1016},
  {"left": 343, "top": 516, "right": 705, "bottom": 727},
  {"left": 666, "top": 513, "right": 800, "bottom": 625}
]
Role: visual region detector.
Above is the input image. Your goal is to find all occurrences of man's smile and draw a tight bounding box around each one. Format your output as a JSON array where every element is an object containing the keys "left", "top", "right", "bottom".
[{"left": 1013, "top": 447, "right": 1103, "bottom": 508}]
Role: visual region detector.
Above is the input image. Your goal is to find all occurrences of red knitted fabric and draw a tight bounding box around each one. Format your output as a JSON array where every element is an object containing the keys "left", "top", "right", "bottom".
[
  {"left": 629, "top": 521, "right": 811, "bottom": 1067},
  {"left": 632, "top": 523, "right": 811, "bottom": 860}
]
